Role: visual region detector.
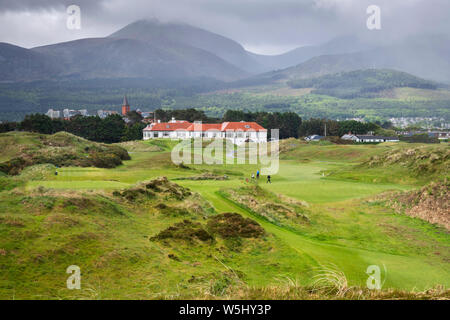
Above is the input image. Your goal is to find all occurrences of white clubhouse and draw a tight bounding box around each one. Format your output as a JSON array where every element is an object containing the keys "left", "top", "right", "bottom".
[{"left": 143, "top": 118, "right": 267, "bottom": 145}]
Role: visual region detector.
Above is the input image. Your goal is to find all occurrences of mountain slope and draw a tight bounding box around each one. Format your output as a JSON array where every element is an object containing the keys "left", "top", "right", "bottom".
[
  {"left": 0, "top": 43, "right": 63, "bottom": 82},
  {"left": 250, "top": 35, "right": 373, "bottom": 71},
  {"left": 32, "top": 37, "right": 245, "bottom": 81},
  {"left": 109, "top": 19, "right": 265, "bottom": 73},
  {"left": 258, "top": 35, "right": 450, "bottom": 83}
]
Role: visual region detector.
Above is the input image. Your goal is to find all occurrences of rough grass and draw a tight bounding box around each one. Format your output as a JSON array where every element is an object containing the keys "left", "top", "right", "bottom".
[
  {"left": 115, "top": 141, "right": 162, "bottom": 152},
  {"left": 206, "top": 283, "right": 450, "bottom": 300}
]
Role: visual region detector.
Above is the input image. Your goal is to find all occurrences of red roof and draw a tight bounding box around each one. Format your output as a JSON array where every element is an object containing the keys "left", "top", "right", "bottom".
[
  {"left": 222, "top": 122, "right": 267, "bottom": 132},
  {"left": 144, "top": 122, "right": 191, "bottom": 131},
  {"left": 187, "top": 123, "right": 222, "bottom": 131},
  {"left": 144, "top": 121, "right": 266, "bottom": 132}
]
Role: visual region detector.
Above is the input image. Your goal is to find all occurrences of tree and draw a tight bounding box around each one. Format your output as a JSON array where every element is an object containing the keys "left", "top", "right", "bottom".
[
  {"left": 298, "top": 118, "right": 326, "bottom": 137},
  {"left": 337, "top": 120, "right": 375, "bottom": 136},
  {"left": 126, "top": 111, "right": 143, "bottom": 125},
  {"left": 98, "top": 114, "right": 126, "bottom": 143},
  {"left": 122, "top": 123, "right": 146, "bottom": 141},
  {"left": 19, "top": 114, "right": 54, "bottom": 134},
  {"left": 0, "top": 122, "right": 17, "bottom": 133}
]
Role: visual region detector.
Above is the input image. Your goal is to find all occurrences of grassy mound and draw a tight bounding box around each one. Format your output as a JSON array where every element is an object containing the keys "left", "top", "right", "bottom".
[
  {"left": 141, "top": 177, "right": 192, "bottom": 200},
  {"left": 0, "top": 131, "right": 130, "bottom": 175},
  {"left": 221, "top": 186, "right": 309, "bottom": 232},
  {"left": 363, "top": 145, "right": 449, "bottom": 178},
  {"left": 114, "top": 177, "right": 215, "bottom": 219},
  {"left": 325, "top": 144, "right": 449, "bottom": 185},
  {"left": 113, "top": 177, "right": 192, "bottom": 201},
  {"left": 113, "top": 187, "right": 156, "bottom": 202}
]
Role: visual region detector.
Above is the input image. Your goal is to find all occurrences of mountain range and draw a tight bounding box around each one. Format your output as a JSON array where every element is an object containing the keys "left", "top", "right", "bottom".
[{"left": 0, "top": 19, "right": 449, "bottom": 83}]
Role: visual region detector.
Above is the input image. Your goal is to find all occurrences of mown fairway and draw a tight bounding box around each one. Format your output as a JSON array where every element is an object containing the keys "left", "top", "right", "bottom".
[{"left": 15, "top": 139, "right": 449, "bottom": 292}]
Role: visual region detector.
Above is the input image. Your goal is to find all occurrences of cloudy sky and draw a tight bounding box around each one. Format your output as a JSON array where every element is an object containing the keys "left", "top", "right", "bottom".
[{"left": 0, "top": 0, "right": 449, "bottom": 54}]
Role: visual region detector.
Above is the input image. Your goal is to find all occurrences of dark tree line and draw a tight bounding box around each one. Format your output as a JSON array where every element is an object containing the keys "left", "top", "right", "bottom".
[
  {"left": 1, "top": 112, "right": 144, "bottom": 143},
  {"left": 154, "top": 108, "right": 218, "bottom": 123},
  {"left": 1, "top": 108, "right": 396, "bottom": 143},
  {"left": 222, "top": 110, "right": 302, "bottom": 139},
  {"left": 399, "top": 134, "right": 440, "bottom": 144},
  {"left": 298, "top": 119, "right": 390, "bottom": 137}
]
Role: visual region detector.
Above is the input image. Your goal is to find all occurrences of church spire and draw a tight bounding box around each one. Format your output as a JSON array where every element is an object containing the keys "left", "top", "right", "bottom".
[{"left": 121, "top": 95, "right": 130, "bottom": 115}]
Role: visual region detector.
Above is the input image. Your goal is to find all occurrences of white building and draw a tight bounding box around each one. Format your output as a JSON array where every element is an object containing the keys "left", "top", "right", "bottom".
[
  {"left": 97, "top": 110, "right": 118, "bottom": 119},
  {"left": 341, "top": 134, "right": 399, "bottom": 143},
  {"left": 143, "top": 119, "right": 267, "bottom": 145},
  {"left": 45, "top": 109, "right": 61, "bottom": 119},
  {"left": 305, "top": 135, "right": 325, "bottom": 141}
]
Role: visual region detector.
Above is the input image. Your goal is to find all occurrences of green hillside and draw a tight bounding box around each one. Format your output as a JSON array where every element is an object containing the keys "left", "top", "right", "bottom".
[
  {"left": 0, "top": 134, "right": 448, "bottom": 299},
  {"left": 1, "top": 69, "right": 449, "bottom": 123},
  {"left": 287, "top": 69, "right": 440, "bottom": 99}
]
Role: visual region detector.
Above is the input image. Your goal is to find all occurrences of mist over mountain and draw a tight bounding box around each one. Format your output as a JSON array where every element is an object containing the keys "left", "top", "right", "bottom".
[
  {"left": 249, "top": 35, "right": 375, "bottom": 71},
  {"left": 249, "top": 35, "right": 450, "bottom": 84},
  {"left": 0, "top": 19, "right": 449, "bottom": 84}
]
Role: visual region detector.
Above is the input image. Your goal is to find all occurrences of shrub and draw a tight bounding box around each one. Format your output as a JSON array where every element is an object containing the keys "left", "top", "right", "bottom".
[
  {"left": 114, "top": 188, "right": 155, "bottom": 201},
  {"left": 151, "top": 220, "right": 214, "bottom": 243},
  {"left": 207, "top": 212, "right": 265, "bottom": 238}
]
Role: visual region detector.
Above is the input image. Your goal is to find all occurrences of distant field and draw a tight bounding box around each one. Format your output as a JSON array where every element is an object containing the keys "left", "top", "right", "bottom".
[
  {"left": 172, "top": 90, "right": 450, "bottom": 120},
  {"left": 387, "top": 87, "right": 450, "bottom": 100}
]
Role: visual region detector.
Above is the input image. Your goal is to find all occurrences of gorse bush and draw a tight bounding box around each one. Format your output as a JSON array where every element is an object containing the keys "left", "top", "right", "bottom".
[
  {"left": 151, "top": 220, "right": 214, "bottom": 243},
  {"left": 207, "top": 212, "right": 265, "bottom": 239}
]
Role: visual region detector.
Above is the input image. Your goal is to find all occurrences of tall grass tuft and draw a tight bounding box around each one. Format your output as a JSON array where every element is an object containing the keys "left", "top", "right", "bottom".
[{"left": 311, "top": 264, "right": 351, "bottom": 298}]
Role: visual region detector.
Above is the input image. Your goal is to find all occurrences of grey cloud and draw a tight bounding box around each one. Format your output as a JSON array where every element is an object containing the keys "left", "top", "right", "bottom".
[
  {"left": 0, "top": 0, "right": 104, "bottom": 12},
  {"left": 0, "top": 0, "right": 449, "bottom": 53}
]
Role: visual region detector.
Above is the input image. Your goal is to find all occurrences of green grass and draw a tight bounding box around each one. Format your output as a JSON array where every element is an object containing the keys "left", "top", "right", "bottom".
[{"left": 0, "top": 137, "right": 449, "bottom": 299}]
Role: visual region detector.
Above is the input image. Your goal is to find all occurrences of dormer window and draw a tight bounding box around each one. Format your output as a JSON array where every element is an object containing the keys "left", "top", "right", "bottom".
[{"left": 245, "top": 125, "right": 250, "bottom": 129}]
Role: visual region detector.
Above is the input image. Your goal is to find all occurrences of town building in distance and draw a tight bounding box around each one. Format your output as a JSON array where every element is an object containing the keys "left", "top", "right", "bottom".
[
  {"left": 46, "top": 108, "right": 88, "bottom": 119},
  {"left": 341, "top": 133, "right": 400, "bottom": 143}
]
